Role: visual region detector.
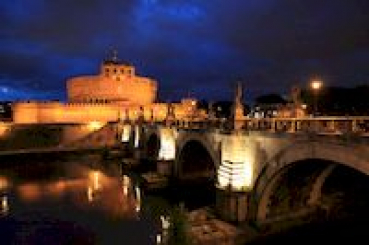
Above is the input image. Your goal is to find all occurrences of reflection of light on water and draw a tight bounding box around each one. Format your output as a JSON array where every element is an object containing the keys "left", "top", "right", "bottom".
[
  {"left": 160, "top": 215, "right": 170, "bottom": 230},
  {"left": 135, "top": 186, "right": 141, "bottom": 212},
  {"left": 18, "top": 183, "right": 41, "bottom": 202},
  {"left": 93, "top": 171, "right": 101, "bottom": 191},
  {"left": 46, "top": 180, "right": 66, "bottom": 197},
  {"left": 87, "top": 170, "right": 103, "bottom": 202},
  {"left": 0, "top": 195, "right": 9, "bottom": 216},
  {"left": 87, "top": 186, "right": 94, "bottom": 202},
  {"left": 157, "top": 215, "right": 170, "bottom": 244},
  {"left": 156, "top": 234, "right": 162, "bottom": 244},
  {"left": 120, "top": 175, "right": 141, "bottom": 214},
  {"left": 0, "top": 176, "right": 10, "bottom": 191},
  {"left": 122, "top": 175, "right": 130, "bottom": 196}
]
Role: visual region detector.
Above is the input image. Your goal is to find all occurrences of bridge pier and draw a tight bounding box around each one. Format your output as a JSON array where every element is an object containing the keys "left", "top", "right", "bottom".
[
  {"left": 216, "top": 189, "right": 249, "bottom": 223},
  {"left": 157, "top": 160, "right": 173, "bottom": 176}
]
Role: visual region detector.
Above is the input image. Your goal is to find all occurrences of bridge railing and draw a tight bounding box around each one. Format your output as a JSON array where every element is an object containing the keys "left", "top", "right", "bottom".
[
  {"left": 138, "top": 117, "right": 369, "bottom": 136},
  {"left": 242, "top": 117, "right": 369, "bottom": 135}
]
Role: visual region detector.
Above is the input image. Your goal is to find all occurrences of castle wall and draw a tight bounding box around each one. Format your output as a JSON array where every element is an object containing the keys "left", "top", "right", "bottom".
[
  {"left": 12, "top": 102, "right": 119, "bottom": 124},
  {"left": 12, "top": 100, "right": 202, "bottom": 124},
  {"left": 60, "top": 103, "right": 119, "bottom": 123},
  {"left": 12, "top": 102, "right": 40, "bottom": 124}
]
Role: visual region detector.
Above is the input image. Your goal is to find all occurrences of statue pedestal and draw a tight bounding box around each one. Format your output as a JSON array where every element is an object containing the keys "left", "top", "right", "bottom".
[{"left": 216, "top": 188, "right": 249, "bottom": 223}]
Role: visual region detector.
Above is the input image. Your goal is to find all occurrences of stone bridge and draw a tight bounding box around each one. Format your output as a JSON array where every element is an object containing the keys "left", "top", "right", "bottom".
[
  {"left": 2, "top": 117, "right": 369, "bottom": 224},
  {"left": 118, "top": 117, "right": 369, "bottom": 224}
]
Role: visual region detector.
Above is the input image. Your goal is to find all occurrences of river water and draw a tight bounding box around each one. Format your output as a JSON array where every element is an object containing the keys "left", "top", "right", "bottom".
[{"left": 0, "top": 153, "right": 170, "bottom": 245}]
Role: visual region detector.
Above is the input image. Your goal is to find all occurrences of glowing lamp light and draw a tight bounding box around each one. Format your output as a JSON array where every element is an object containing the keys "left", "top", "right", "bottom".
[{"left": 311, "top": 80, "right": 322, "bottom": 90}]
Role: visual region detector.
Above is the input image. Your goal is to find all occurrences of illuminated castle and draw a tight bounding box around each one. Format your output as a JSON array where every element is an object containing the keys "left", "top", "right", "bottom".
[
  {"left": 67, "top": 51, "right": 156, "bottom": 105},
  {"left": 13, "top": 52, "right": 204, "bottom": 124}
]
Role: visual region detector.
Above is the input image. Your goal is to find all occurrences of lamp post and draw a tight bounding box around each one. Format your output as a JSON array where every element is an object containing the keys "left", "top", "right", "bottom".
[{"left": 311, "top": 80, "right": 322, "bottom": 116}]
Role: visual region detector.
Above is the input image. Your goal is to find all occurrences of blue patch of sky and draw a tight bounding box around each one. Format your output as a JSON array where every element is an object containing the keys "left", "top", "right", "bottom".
[
  {"left": 0, "top": 38, "right": 93, "bottom": 94},
  {"left": 133, "top": 0, "right": 205, "bottom": 43},
  {"left": 139, "top": 0, "right": 204, "bottom": 22},
  {"left": 0, "top": 39, "right": 47, "bottom": 57},
  {"left": 0, "top": 0, "right": 44, "bottom": 19},
  {"left": 0, "top": 80, "right": 61, "bottom": 101}
]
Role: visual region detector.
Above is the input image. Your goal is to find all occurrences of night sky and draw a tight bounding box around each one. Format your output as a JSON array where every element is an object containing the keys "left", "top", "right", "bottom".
[{"left": 0, "top": 0, "right": 368, "bottom": 103}]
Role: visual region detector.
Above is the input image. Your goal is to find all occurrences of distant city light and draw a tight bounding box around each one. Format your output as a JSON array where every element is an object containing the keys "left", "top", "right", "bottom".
[{"left": 311, "top": 80, "right": 322, "bottom": 90}]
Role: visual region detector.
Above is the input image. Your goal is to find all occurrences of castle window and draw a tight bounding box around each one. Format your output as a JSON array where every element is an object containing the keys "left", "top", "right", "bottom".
[
  {"left": 113, "top": 68, "right": 117, "bottom": 74},
  {"left": 105, "top": 68, "right": 109, "bottom": 73},
  {"left": 121, "top": 69, "right": 125, "bottom": 74}
]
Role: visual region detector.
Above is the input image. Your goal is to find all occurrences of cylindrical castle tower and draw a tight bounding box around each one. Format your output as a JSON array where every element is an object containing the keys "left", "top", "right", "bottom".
[{"left": 67, "top": 52, "right": 157, "bottom": 105}]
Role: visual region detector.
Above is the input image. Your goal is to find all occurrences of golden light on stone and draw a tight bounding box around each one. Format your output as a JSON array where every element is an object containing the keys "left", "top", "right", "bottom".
[
  {"left": 134, "top": 125, "right": 140, "bottom": 148},
  {"left": 217, "top": 135, "right": 253, "bottom": 191},
  {"left": 158, "top": 128, "right": 176, "bottom": 161},
  {"left": 121, "top": 124, "right": 131, "bottom": 143},
  {"left": 87, "top": 121, "right": 104, "bottom": 131},
  {"left": 0, "top": 123, "right": 9, "bottom": 137},
  {"left": 11, "top": 56, "right": 206, "bottom": 124}
]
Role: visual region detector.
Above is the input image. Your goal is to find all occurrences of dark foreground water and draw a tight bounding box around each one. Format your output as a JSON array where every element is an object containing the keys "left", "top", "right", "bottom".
[
  {"left": 0, "top": 153, "right": 163, "bottom": 245},
  {"left": 3, "top": 153, "right": 369, "bottom": 245}
]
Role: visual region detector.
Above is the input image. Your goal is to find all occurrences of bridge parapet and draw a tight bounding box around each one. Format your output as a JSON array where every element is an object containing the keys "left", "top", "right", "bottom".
[
  {"left": 138, "top": 116, "right": 369, "bottom": 137},
  {"left": 113, "top": 118, "right": 369, "bottom": 223},
  {"left": 238, "top": 117, "right": 369, "bottom": 135}
]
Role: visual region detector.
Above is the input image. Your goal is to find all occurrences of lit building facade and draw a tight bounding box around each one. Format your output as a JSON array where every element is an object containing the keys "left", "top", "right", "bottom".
[
  {"left": 67, "top": 57, "right": 156, "bottom": 105},
  {"left": 12, "top": 54, "right": 204, "bottom": 124}
]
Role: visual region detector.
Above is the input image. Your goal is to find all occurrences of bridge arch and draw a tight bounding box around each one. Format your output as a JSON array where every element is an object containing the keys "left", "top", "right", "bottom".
[
  {"left": 145, "top": 132, "right": 160, "bottom": 161},
  {"left": 175, "top": 132, "right": 220, "bottom": 180},
  {"left": 250, "top": 140, "right": 369, "bottom": 222}
]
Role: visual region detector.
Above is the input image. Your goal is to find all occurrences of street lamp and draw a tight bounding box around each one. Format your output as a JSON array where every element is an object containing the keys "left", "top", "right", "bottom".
[{"left": 311, "top": 80, "right": 322, "bottom": 116}]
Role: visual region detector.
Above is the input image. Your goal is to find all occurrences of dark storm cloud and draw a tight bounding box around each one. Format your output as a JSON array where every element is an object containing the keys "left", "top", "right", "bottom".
[{"left": 0, "top": 0, "right": 368, "bottom": 101}]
